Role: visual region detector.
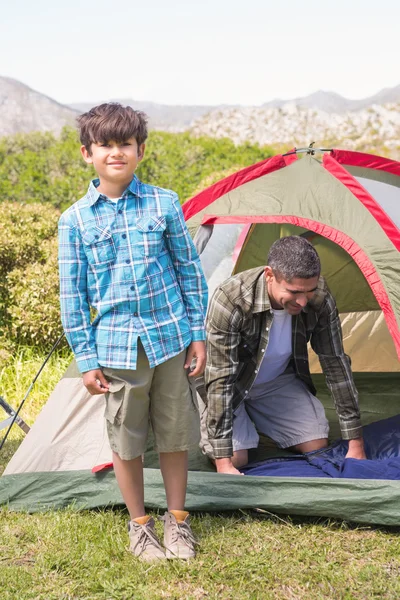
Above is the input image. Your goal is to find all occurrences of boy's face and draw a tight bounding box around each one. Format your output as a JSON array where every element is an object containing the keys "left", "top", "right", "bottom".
[{"left": 81, "top": 137, "right": 145, "bottom": 187}]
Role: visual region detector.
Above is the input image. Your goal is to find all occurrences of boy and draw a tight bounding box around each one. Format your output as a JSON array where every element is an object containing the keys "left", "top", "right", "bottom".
[{"left": 58, "top": 103, "right": 208, "bottom": 561}]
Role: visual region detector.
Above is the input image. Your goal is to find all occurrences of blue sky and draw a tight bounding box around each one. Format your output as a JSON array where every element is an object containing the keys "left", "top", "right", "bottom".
[{"left": 1, "top": 0, "right": 399, "bottom": 106}]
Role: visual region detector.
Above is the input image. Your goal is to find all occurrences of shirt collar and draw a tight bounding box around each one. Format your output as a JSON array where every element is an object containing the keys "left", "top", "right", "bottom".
[
  {"left": 253, "top": 268, "right": 271, "bottom": 313},
  {"left": 86, "top": 174, "right": 142, "bottom": 207}
]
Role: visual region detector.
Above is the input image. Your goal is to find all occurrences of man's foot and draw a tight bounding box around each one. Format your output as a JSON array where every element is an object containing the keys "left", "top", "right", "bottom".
[
  {"left": 128, "top": 517, "right": 166, "bottom": 562},
  {"left": 161, "top": 511, "right": 198, "bottom": 559}
]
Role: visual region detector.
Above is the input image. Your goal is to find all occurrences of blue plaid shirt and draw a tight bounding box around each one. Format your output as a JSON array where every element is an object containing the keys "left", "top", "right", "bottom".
[{"left": 58, "top": 175, "right": 208, "bottom": 373}]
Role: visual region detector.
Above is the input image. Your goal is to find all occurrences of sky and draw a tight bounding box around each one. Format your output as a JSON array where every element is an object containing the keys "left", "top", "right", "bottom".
[{"left": 1, "top": 0, "right": 399, "bottom": 107}]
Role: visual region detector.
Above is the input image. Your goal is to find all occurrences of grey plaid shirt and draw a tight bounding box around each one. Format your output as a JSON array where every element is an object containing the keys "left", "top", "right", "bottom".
[{"left": 204, "top": 266, "right": 362, "bottom": 458}]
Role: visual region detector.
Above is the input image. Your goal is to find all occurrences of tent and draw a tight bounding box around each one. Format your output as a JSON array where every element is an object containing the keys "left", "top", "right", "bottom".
[{"left": 1, "top": 147, "right": 399, "bottom": 525}]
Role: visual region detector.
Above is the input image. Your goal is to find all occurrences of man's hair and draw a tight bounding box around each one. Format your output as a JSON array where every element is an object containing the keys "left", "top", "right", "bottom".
[
  {"left": 267, "top": 235, "right": 321, "bottom": 281},
  {"left": 77, "top": 103, "right": 148, "bottom": 152}
]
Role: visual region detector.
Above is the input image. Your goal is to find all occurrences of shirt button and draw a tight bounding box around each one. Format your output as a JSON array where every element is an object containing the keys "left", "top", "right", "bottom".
[
  {"left": 244, "top": 390, "right": 248, "bottom": 395},
  {"left": 126, "top": 259, "right": 130, "bottom": 264},
  {"left": 254, "top": 369, "right": 258, "bottom": 374},
  {"left": 130, "top": 286, "right": 134, "bottom": 291},
  {"left": 243, "top": 344, "right": 248, "bottom": 348},
  {"left": 122, "top": 234, "right": 127, "bottom": 239},
  {"left": 261, "top": 348, "right": 265, "bottom": 353},
  {"left": 148, "top": 225, "right": 153, "bottom": 230},
  {"left": 266, "top": 327, "right": 269, "bottom": 331},
  {"left": 95, "top": 234, "right": 99, "bottom": 239},
  {"left": 134, "top": 312, "right": 138, "bottom": 316},
  {"left": 118, "top": 209, "right": 123, "bottom": 214}
]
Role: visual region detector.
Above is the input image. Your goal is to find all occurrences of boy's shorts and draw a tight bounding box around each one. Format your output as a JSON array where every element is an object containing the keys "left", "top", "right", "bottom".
[
  {"left": 199, "top": 371, "right": 329, "bottom": 458},
  {"left": 103, "top": 340, "right": 197, "bottom": 460}
]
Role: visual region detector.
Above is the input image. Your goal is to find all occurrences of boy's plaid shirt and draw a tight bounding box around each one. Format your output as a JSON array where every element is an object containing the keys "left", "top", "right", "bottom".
[
  {"left": 58, "top": 176, "right": 208, "bottom": 373},
  {"left": 204, "top": 267, "right": 362, "bottom": 458}
]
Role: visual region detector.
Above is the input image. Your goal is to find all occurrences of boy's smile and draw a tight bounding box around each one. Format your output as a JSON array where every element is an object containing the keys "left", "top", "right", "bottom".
[{"left": 81, "top": 136, "right": 145, "bottom": 197}]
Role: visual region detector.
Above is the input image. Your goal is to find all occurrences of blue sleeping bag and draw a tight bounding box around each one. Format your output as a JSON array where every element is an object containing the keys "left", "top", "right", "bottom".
[{"left": 242, "top": 415, "right": 400, "bottom": 479}]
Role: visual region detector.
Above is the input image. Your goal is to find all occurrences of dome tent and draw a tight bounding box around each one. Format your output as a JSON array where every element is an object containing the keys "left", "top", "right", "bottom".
[{"left": 1, "top": 147, "right": 399, "bottom": 525}]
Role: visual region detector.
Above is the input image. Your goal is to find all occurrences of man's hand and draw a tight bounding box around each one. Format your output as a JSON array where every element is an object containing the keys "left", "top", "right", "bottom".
[
  {"left": 345, "top": 437, "right": 367, "bottom": 460},
  {"left": 82, "top": 369, "right": 110, "bottom": 395},
  {"left": 184, "top": 341, "right": 206, "bottom": 377},
  {"left": 215, "top": 457, "right": 244, "bottom": 475}
]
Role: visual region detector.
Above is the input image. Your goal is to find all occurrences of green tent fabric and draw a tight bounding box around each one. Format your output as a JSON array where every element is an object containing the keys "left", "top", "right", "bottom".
[{"left": 1, "top": 148, "right": 399, "bottom": 524}]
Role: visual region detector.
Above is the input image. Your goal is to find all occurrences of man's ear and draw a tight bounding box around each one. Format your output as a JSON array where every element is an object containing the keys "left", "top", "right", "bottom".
[
  {"left": 137, "top": 143, "right": 146, "bottom": 162},
  {"left": 265, "top": 266, "right": 274, "bottom": 282},
  {"left": 80, "top": 145, "right": 93, "bottom": 164}
]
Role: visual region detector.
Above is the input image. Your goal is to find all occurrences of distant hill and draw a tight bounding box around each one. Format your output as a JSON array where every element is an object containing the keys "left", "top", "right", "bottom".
[
  {"left": 0, "top": 76, "right": 78, "bottom": 137},
  {"left": 262, "top": 86, "right": 400, "bottom": 113},
  {"left": 70, "top": 99, "right": 223, "bottom": 131},
  {"left": 1, "top": 76, "right": 400, "bottom": 156},
  {"left": 190, "top": 102, "right": 400, "bottom": 155}
]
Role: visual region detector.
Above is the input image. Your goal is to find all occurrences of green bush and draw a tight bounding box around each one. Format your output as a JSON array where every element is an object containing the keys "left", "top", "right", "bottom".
[
  {"left": 0, "top": 127, "right": 272, "bottom": 210},
  {"left": 7, "top": 237, "right": 64, "bottom": 349},
  {"left": 0, "top": 202, "right": 60, "bottom": 336},
  {"left": 0, "top": 202, "right": 59, "bottom": 276}
]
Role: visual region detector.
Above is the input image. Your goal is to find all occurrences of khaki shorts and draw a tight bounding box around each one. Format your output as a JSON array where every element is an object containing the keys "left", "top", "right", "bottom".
[{"left": 103, "top": 341, "right": 197, "bottom": 460}]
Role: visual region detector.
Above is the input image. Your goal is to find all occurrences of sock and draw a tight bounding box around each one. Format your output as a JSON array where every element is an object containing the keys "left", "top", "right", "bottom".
[
  {"left": 169, "top": 509, "right": 189, "bottom": 523},
  {"left": 133, "top": 515, "right": 151, "bottom": 525}
]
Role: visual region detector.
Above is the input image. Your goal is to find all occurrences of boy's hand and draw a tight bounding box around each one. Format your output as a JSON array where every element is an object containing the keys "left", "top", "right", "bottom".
[
  {"left": 184, "top": 341, "right": 206, "bottom": 377},
  {"left": 82, "top": 369, "right": 110, "bottom": 395}
]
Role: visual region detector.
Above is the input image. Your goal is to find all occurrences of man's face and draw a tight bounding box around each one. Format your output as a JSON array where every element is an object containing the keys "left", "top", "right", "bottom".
[
  {"left": 265, "top": 267, "right": 319, "bottom": 315},
  {"left": 80, "top": 137, "right": 145, "bottom": 187}
]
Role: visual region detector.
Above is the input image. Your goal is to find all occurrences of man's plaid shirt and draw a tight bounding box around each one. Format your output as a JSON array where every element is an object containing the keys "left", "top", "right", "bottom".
[
  {"left": 58, "top": 176, "right": 208, "bottom": 373},
  {"left": 205, "top": 266, "right": 362, "bottom": 458}
]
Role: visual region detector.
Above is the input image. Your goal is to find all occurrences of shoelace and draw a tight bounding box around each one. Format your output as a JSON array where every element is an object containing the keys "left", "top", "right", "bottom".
[
  {"left": 131, "top": 523, "right": 164, "bottom": 553},
  {"left": 162, "top": 517, "right": 199, "bottom": 548}
]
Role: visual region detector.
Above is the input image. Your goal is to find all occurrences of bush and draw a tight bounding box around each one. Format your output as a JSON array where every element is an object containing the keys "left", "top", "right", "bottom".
[
  {"left": 7, "top": 237, "right": 64, "bottom": 349},
  {"left": 0, "top": 202, "right": 60, "bottom": 334}
]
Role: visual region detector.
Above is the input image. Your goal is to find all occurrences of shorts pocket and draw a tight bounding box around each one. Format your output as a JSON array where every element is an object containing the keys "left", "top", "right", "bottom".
[
  {"left": 104, "top": 380, "right": 126, "bottom": 425},
  {"left": 82, "top": 226, "right": 116, "bottom": 270},
  {"left": 135, "top": 215, "right": 166, "bottom": 258},
  {"left": 187, "top": 375, "right": 200, "bottom": 413}
]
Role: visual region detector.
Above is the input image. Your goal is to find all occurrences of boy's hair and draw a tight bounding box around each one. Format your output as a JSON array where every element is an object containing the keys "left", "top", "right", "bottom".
[
  {"left": 267, "top": 235, "right": 321, "bottom": 281},
  {"left": 77, "top": 103, "right": 148, "bottom": 152}
]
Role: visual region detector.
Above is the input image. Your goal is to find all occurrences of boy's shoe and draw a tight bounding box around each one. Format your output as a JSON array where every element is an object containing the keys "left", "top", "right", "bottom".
[
  {"left": 128, "top": 517, "right": 166, "bottom": 562},
  {"left": 161, "top": 511, "right": 198, "bottom": 559}
]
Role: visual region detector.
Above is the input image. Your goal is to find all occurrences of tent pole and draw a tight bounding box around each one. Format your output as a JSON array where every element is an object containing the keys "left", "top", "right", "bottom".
[{"left": 0, "top": 333, "right": 66, "bottom": 453}]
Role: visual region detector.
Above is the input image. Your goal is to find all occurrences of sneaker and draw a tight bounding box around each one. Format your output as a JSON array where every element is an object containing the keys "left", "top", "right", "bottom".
[
  {"left": 128, "top": 517, "right": 166, "bottom": 562},
  {"left": 161, "top": 511, "right": 198, "bottom": 559}
]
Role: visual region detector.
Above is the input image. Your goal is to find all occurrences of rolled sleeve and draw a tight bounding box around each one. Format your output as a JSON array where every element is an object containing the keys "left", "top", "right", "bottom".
[
  {"left": 311, "top": 294, "right": 362, "bottom": 440},
  {"left": 205, "top": 289, "right": 243, "bottom": 458}
]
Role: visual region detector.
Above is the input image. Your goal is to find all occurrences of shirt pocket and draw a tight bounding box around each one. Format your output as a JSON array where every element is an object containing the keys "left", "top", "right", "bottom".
[
  {"left": 82, "top": 226, "right": 116, "bottom": 270},
  {"left": 135, "top": 215, "right": 166, "bottom": 258}
]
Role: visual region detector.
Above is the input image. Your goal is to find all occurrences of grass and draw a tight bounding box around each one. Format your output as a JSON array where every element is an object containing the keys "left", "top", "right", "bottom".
[{"left": 1, "top": 348, "right": 400, "bottom": 599}]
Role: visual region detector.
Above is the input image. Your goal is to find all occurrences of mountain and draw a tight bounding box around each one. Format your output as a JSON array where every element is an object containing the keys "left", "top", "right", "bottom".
[
  {"left": 190, "top": 102, "right": 400, "bottom": 154},
  {"left": 70, "top": 99, "right": 223, "bottom": 131},
  {"left": 1, "top": 76, "right": 400, "bottom": 155},
  {"left": 0, "top": 76, "right": 78, "bottom": 137},
  {"left": 263, "top": 86, "right": 400, "bottom": 113},
  {"left": 263, "top": 91, "right": 353, "bottom": 113}
]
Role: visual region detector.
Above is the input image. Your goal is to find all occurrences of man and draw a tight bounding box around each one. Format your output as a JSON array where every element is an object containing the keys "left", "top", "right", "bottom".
[{"left": 202, "top": 235, "right": 366, "bottom": 475}]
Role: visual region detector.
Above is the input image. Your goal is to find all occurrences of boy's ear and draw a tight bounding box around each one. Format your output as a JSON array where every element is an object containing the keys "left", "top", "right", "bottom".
[
  {"left": 80, "top": 145, "right": 93, "bottom": 164},
  {"left": 137, "top": 143, "right": 146, "bottom": 162}
]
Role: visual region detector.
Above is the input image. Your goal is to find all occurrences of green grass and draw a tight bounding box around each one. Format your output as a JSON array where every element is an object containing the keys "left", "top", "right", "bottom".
[{"left": 1, "top": 349, "right": 400, "bottom": 599}]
